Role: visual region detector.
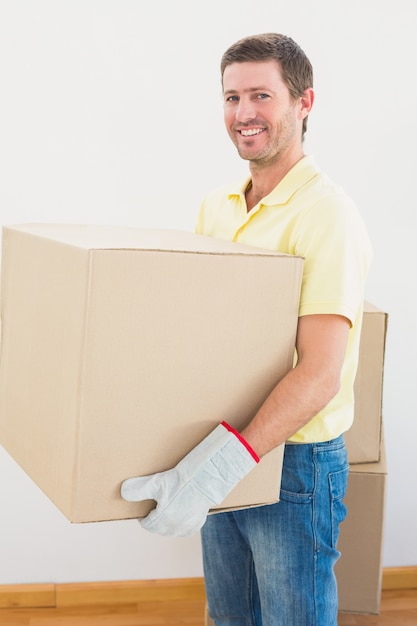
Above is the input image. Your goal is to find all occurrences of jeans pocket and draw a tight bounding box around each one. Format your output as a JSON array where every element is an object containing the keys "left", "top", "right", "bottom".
[
  {"left": 329, "top": 466, "right": 349, "bottom": 547},
  {"left": 279, "top": 465, "right": 314, "bottom": 505}
]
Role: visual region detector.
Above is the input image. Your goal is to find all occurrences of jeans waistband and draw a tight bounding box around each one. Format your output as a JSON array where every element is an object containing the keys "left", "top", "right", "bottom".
[{"left": 285, "top": 434, "right": 345, "bottom": 448}]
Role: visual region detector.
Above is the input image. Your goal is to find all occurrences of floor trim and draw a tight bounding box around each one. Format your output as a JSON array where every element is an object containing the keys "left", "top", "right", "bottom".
[
  {"left": 0, "top": 567, "right": 415, "bottom": 609},
  {"left": 381, "top": 566, "right": 417, "bottom": 590}
]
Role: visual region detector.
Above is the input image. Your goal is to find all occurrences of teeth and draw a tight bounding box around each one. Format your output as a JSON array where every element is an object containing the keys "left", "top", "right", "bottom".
[{"left": 241, "top": 128, "right": 263, "bottom": 136}]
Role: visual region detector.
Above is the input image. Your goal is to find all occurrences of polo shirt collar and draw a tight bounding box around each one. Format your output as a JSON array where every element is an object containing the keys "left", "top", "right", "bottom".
[{"left": 228, "top": 155, "right": 320, "bottom": 205}]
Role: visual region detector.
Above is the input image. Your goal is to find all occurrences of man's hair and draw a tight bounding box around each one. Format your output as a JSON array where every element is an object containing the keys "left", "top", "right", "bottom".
[{"left": 221, "top": 33, "right": 314, "bottom": 136}]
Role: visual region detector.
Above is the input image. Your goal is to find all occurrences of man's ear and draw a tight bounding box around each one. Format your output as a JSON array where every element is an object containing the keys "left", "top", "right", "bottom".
[{"left": 300, "top": 87, "right": 314, "bottom": 119}]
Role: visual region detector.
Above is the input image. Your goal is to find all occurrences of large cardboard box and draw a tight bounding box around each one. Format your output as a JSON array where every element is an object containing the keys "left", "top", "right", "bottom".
[
  {"left": 205, "top": 442, "right": 387, "bottom": 624},
  {"left": 0, "top": 224, "right": 303, "bottom": 523},
  {"left": 346, "top": 302, "right": 388, "bottom": 464},
  {"left": 336, "top": 441, "right": 387, "bottom": 614}
]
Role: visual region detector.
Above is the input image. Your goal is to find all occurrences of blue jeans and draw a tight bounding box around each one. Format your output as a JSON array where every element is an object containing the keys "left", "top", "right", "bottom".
[{"left": 201, "top": 435, "right": 348, "bottom": 626}]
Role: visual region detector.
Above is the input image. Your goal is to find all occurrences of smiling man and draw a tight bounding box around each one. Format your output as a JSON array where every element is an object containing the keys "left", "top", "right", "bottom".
[
  {"left": 122, "top": 33, "right": 372, "bottom": 626},
  {"left": 197, "top": 33, "right": 372, "bottom": 625}
]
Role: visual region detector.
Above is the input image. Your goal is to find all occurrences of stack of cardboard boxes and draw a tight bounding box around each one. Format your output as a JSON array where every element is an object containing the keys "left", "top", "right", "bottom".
[
  {"left": 0, "top": 224, "right": 387, "bottom": 618},
  {"left": 336, "top": 302, "right": 388, "bottom": 614}
]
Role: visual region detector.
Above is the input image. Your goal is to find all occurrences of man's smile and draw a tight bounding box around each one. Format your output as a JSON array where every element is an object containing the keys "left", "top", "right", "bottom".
[{"left": 239, "top": 128, "right": 265, "bottom": 137}]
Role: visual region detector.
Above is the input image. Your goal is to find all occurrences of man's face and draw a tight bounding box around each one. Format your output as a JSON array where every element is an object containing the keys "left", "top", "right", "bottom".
[{"left": 222, "top": 60, "right": 304, "bottom": 167}]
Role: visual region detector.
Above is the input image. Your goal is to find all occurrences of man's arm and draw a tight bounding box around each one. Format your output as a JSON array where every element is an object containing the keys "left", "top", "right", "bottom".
[{"left": 241, "top": 313, "right": 351, "bottom": 457}]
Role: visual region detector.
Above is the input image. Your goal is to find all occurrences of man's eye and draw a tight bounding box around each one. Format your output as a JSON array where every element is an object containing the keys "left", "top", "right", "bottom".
[
  {"left": 226, "top": 95, "right": 239, "bottom": 103},
  {"left": 256, "top": 93, "right": 269, "bottom": 100}
]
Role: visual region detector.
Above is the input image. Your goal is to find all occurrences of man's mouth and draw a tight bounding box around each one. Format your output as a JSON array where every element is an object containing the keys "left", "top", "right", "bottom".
[{"left": 238, "top": 128, "right": 265, "bottom": 137}]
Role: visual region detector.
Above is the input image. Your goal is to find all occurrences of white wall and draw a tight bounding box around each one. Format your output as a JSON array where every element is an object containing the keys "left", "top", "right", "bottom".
[{"left": 0, "top": 0, "right": 415, "bottom": 584}]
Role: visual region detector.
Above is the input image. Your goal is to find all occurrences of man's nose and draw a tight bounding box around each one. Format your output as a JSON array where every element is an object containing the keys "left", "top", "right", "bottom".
[{"left": 235, "top": 98, "right": 256, "bottom": 123}]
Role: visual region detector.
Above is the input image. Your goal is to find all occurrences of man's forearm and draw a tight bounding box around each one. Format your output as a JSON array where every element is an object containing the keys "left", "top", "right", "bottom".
[
  {"left": 240, "top": 362, "right": 340, "bottom": 457},
  {"left": 241, "top": 313, "right": 350, "bottom": 456}
]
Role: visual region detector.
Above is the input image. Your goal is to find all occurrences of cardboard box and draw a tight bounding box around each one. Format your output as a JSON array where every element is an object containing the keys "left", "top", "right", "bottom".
[
  {"left": 336, "top": 440, "right": 387, "bottom": 614},
  {"left": 0, "top": 224, "right": 303, "bottom": 523},
  {"left": 346, "top": 302, "right": 388, "bottom": 464},
  {"left": 205, "top": 441, "right": 387, "bottom": 624}
]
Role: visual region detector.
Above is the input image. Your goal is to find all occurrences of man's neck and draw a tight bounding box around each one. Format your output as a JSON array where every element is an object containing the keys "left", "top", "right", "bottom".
[{"left": 245, "top": 151, "right": 305, "bottom": 212}]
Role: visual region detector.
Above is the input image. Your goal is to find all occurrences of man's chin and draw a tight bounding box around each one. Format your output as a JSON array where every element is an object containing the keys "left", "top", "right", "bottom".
[
  {"left": 237, "top": 148, "right": 270, "bottom": 165},
  {"left": 236, "top": 146, "right": 260, "bottom": 161}
]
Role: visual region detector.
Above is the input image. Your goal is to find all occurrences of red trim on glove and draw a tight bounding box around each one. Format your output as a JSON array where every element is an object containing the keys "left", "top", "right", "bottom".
[{"left": 221, "top": 421, "right": 260, "bottom": 463}]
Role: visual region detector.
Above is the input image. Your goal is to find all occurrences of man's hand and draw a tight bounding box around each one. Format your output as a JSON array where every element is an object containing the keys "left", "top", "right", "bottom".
[{"left": 120, "top": 422, "right": 259, "bottom": 537}]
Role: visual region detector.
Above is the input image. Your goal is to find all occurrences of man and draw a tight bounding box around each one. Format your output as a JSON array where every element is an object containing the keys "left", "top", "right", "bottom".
[{"left": 122, "top": 33, "right": 372, "bottom": 625}]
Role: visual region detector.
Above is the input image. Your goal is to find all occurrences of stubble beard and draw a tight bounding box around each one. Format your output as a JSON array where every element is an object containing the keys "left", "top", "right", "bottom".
[
  {"left": 235, "top": 133, "right": 290, "bottom": 169},
  {"left": 232, "top": 108, "right": 299, "bottom": 168}
]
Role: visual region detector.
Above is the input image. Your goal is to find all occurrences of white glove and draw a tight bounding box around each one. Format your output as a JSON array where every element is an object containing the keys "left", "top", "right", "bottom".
[{"left": 120, "top": 421, "right": 259, "bottom": 537}]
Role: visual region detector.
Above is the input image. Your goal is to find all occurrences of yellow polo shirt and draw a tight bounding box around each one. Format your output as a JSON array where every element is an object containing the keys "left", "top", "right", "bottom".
[{"left": 196, "top": 155, "right": 372, "bottom": 442}]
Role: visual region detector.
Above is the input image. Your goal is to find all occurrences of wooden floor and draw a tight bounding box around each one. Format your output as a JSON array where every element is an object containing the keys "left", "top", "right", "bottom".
[
  {"left": 0, "top": 589, "right": 416, "bottom": 625},
  {"left": 339, "top": 589, "right": 417, "bottom": 625},
  {"left": 0, "top": 600, "right": 205, "bottom": 625}
]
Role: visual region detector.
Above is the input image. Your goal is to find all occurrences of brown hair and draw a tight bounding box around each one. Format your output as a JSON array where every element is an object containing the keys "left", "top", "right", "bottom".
[{"left": 221, "top": 33, "right": 313, "bottom": 136}]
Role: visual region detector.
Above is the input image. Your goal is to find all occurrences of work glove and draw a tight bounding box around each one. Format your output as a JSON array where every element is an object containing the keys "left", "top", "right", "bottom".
[{"left": 120, "top": 421, "right": 259, "bottom": 537}]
